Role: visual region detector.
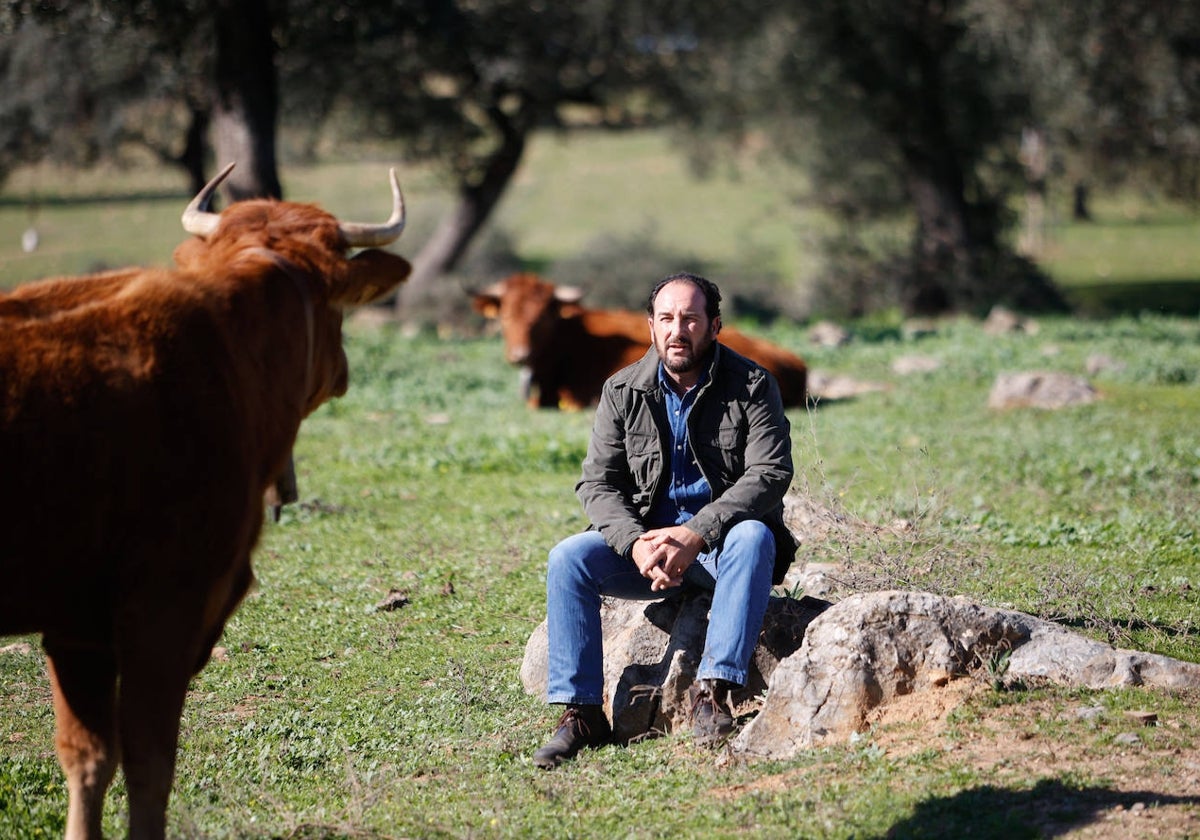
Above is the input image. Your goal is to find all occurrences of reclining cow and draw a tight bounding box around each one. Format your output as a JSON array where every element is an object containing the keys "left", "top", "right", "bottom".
[
  {"left": 0, "top": 164, "right": 411, "bottom": 840},
  {"left": 472, "top": 272, "right": 808, "bottom": 409}
]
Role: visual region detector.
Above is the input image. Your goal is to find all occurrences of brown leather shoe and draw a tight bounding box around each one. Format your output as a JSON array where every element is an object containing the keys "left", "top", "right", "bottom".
[
  {"left": 532, "top": 704, "right": 612, "bottom": 769},
  {"left": 690, "top": 679, "right": 736, "bottom": 747}
]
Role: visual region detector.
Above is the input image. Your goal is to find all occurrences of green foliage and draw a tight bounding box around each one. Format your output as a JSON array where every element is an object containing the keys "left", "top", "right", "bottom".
[{"left": 0, "top": 758, "right": 67, "bottom": 839}]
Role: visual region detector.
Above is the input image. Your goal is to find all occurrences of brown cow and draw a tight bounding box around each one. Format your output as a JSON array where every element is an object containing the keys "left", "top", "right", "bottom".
[
  {"left": 472, "top": 273, "right": 808, "bottom": 409},
  {"left": 0, "top": 163, "right": 411, "bottom": 840}
]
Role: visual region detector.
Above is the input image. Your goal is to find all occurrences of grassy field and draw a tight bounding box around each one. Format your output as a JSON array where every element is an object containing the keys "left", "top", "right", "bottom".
[
  {"left": 12, "top": 129, "right": 1200, "bottom": 317},
  {"left": 0, "top": 132, "right": 820, "bottom": 294},
  {"left": 1, "top": 134, "right": 1199, "bottom": 837}
]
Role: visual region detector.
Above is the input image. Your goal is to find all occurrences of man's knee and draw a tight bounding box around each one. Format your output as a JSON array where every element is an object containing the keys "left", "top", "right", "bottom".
[
  {"left": 547, "top": 538, "right": 582, "bottom": 583},
  {"left": 726, "top": 520, "right": 775, "bottom": 555},
  {"left": 547, "top": 531, "right": 607, "bottom": 584}
]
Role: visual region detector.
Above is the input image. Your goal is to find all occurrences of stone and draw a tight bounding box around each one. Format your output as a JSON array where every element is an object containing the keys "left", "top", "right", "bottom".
[
  {"left": 983, "top": 305, "right": 1038, "bottom": 336},
  {"left": 806, "top": 371, "right": 888, "bottom": 402},
  {"left": 808, "top": 320, "right": 851, "bottom": 348},
  {"left": 733, "top": 590, "right": 1200, "bottom": 760},
  {"left": 520, "top": 591, "right": 832, "bottom": 743},
  {"left": 891, "top": 354, "right": 941, "bottom": 375},
  {"left": 987, "top": 371, "right": 1099, "bottom": 409},
  {"left": 521, "top": 588, "right": 1200, "bottom": 759},
  {"left": 1086, "top": 353, "right": 1126, "bottom": 376}
]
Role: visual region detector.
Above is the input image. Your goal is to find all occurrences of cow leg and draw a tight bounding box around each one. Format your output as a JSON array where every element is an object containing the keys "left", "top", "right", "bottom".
[
  {"left": 116, "top": 639, "right": 196, "bottom": 840},
  {"left": 45, "top": 645, "right": 119, "bottom": 840}
]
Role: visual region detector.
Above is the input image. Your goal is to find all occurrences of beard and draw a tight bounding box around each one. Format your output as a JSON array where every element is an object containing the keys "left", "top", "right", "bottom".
[{"left": 656, "top": 332, "right": 714, "bottom": 375}]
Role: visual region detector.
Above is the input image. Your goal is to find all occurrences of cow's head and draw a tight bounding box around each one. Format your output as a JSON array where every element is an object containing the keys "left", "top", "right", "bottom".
[
  {"left": 175, "top": 163, "right": 412, "bottom": 512},
  {"left": 176, "top": 163, "right": 410, "bottom": 406},
  {"left": 178, "top": 163, "right": 410, "bottom": 307},
  {"left": 472, "top": 273, "right": 583, "bottom": 365}
]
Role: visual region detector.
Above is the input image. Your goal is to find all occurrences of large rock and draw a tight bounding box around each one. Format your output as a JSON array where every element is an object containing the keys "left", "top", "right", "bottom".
[
  {"left": 988, "top": 371, "right": 1098, "bottom": 409},
  {"left": 734, "top": 590, "right": 1200, "bottom": 760},
  {"left": 520, "top": 591, "right": 832, "bottom": 743},
  {"left": 522, "top": 588, "right": 1200, "bottom": 758}
]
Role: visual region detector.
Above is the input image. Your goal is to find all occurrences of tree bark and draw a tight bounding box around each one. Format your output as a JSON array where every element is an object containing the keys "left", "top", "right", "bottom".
[
  {"left": 395, "top": 124, "right": 528, "bottom": 318},
  {"left": 177, "top": 105, "right": 210, "bottom": 196},
  {"left": 903, "top": 156, "right": 975, "bottom": 316},
  {"left": 1018, "top": 127, "right": 1048, "bottom": 256},
  {"left": 1073, "top": 182, "right": 1092, "bottom": 222},
  {"left": 210, "top": 0, "right": 281, "bottom": 201}
]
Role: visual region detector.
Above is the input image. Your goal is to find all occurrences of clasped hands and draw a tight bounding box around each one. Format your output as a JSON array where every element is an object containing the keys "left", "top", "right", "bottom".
[{"left": 632, "top": 525, "right": 704, "bottom": 592}]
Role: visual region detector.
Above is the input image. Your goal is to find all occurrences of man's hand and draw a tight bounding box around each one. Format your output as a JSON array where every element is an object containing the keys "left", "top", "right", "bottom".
[{"left": 633, "top": 526, "right": 705, "bottom": 592}]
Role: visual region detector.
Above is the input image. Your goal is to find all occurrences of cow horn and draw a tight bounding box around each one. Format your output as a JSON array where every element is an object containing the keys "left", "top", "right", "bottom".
[
  {"left": 338, "top": 168, "right": 407, "bottom": 248},
  {"left": 554, "top": 285, "right": 585, "bottom": 304},
  {"left": 181, "top": 161, "right": 236, "bottom": 237}
]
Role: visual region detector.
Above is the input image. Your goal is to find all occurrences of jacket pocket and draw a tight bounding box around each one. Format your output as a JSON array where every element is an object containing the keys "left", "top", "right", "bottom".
[
  {"left": 626, "top": 429, "right": 662, "bottom": 492},
  {"left": 694, "top": 423, "right": 744, "bottom": 485}
]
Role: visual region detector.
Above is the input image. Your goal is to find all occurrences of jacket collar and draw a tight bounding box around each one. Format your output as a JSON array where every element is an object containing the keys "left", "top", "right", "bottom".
[{"left": 631, "top": 342, "right": 722, "bottom": 394}]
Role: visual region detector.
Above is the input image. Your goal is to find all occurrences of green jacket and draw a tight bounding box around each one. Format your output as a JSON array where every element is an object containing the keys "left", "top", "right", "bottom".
[{"left": 576, "top": 342, "right": 798, "bottom": 584}]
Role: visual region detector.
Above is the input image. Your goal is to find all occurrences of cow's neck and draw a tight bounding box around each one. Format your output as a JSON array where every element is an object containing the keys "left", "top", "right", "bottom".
[
  {"left": 241, "top": 247, "right": 316, "bottom": 515},
  {"left": 243, "top": 247, "right": 315, "bottom": 398}
]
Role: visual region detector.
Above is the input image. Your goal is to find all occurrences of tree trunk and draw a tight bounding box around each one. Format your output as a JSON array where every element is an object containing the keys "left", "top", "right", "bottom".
[
  {"left": 904, "top": 162, "right": 974, "bottom": 316},
  {"left": 1018, "top": 127, "right": 1048, "bottom": 256},
  {"left": 395, "top": 125, "right": 528, "bottom": 319},
  {"left": 1073, "top": 182, "right": 1092, "bottom": 222},
  {"left": 208, "top": 0, "right": 291, "bottom": 513},
  {"left": 177, "top": 105, "right": 210, "bottom": 197},
  {"left": 210, "top": 0, "right": 281, "bottom": 201},
  {"left": 893, "top": 24, "right": 982, "bottom": 317}
]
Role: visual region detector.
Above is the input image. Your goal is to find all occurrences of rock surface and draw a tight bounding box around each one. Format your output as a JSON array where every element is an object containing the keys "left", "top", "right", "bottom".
[
  {"left": 521, "top": 589, "right": 1200, "bottom": 757},
  {"left": 988, "top": 371, "right": 1099, "bottom": 409},
  {"left": 735, "top": 590, "right": 1200, "bottom": 759},
  {"left": 520, "top": 591, "right": 831, "bottom": 743}
]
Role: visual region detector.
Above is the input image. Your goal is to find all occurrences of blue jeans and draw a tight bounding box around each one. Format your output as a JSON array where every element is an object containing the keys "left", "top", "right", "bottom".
[{"left": 544, "top": 520, "right": 776, "bottom": 705}]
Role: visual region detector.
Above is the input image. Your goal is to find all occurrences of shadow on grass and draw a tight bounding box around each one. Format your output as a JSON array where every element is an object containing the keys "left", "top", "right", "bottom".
[
  {"left": 1053, "top": 614, "right": 1200, "bottom": 642},
  {"left": 882, "top": 778, "right": 1200, "bottom": 839},
  {"left": 1063, "top": 280, "right": 1200, "bottom": 317}
]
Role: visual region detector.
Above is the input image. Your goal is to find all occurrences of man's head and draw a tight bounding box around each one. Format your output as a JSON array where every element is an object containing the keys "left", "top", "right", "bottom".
[{"left": 646, "top": 272, "right": 722, "bottom": 385}]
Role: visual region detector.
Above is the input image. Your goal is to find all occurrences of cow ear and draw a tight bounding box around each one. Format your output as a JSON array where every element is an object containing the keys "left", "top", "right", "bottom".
[
  {"left": 331, "top": 248, "right": 411, "bottom": 307},
  {"left": 472, "top": 295, "right": 500, "bottom": 318}
]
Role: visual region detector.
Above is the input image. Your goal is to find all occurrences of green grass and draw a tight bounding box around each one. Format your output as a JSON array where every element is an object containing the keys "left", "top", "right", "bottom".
[
  {"left": 7, "top": 317, "right": 1198, "bottom": 838},
  {"left": 2, "top": 139, "right": 1200, "bottom": 837},
  {"left": 6, "top": 129, "right": 1200, "bottom": 318},
  {"left": 1040, "top": 204, "right": 1200, "bottom": 316},
  {"left": 0, "top": 130, "right": 819, "bottom": 291}
]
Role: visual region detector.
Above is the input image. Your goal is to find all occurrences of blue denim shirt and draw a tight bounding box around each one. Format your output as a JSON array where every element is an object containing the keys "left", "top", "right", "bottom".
[{"left": 647, "top": 364, "right": 713, "bottom": 527}]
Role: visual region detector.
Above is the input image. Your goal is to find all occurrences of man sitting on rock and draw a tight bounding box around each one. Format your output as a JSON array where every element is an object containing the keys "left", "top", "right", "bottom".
[{"left": 533, "top": 272, "right": 797, "bottom": 769}]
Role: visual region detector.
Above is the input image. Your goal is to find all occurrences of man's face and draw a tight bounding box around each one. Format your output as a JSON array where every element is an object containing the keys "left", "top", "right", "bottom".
[{"left": 648, "top": 280, "right": 720, "bottom": 378}]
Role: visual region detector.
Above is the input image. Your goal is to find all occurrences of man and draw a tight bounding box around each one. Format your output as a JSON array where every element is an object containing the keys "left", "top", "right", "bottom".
[{"left": 533, "top": 272, "right": 797, "bottom": 770}]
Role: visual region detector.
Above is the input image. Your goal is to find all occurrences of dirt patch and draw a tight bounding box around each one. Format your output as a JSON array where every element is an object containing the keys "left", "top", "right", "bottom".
[
  {"left": 932, "top": 692, "right": 1200, "bottom": 838},
  {"left": 716, "top": 685, "right": 1200, "bottom": 838},
  {"left": 865, "top": 678, "right": 980, "bottom": 751}
]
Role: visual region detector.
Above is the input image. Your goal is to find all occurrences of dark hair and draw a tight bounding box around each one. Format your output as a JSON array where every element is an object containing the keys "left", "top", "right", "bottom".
[{"left": 646, "top": 272, "right": 722, "bottom": 321}]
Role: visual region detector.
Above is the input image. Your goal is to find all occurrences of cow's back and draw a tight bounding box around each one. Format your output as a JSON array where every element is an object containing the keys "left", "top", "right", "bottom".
[
  {"left": 719, "top": 328, "right": 808, "bottom": 407},
  {"left": 546, "top": 310, "right": 647, "bottom": 409},
  {"left": 0, "top": 270, "right": 270, "bottom": 637}
]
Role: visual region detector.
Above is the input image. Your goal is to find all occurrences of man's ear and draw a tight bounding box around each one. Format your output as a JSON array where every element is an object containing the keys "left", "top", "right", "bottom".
[{"left": 711, "top": 315, "right": 722, "bottom": 337}]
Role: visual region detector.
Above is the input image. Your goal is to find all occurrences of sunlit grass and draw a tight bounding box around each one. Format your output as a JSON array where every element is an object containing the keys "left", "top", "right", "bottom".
[
  {"left": 8, "top": 130, "right": 1199, "bottom": 314},
  {"left": 2, "top": 140, "right": 1200, "bottom": 838}
]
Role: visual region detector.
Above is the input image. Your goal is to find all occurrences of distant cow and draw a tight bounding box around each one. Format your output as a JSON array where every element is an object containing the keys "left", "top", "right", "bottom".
[
  {"left": 472, "top": 273, "right": 808, "bottom": 409},
  {"left": 0, "top": 163, "right": 411, "bottom": 840}
]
